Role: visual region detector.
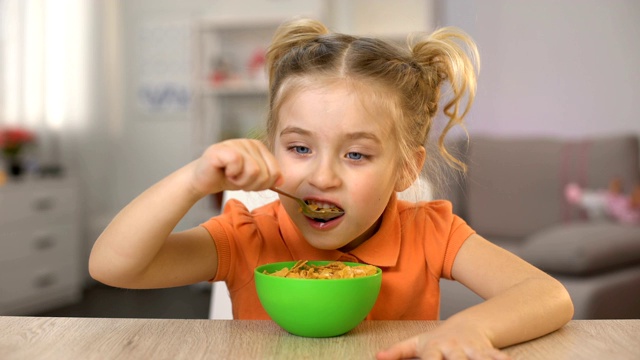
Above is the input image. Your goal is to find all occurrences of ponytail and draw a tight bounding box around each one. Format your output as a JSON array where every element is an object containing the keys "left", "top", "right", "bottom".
[{"left": 411, "top": 27, "right": 479, "bottom": 171}]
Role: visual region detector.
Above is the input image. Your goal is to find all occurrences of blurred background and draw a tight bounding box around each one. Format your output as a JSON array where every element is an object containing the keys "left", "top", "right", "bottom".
[{"left": 0, "top": 0, "right": 639, "bottom": 318}]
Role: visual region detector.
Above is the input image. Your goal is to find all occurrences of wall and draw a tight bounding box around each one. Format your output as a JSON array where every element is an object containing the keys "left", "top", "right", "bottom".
[
  {"left": 441, "top": 0, "right": 640, "bottom": 139},
  {"left": 94, "top": 0, "right": 434, "bottom": 232},
  {"left": 111, "top": 0, "right": 211, "bottom": 231},
  {"left": 89, "top": 0, "right": 640, "bottom": 255},
  {"left": 105, "top": 1, "right": 331, "bottom": 232}
]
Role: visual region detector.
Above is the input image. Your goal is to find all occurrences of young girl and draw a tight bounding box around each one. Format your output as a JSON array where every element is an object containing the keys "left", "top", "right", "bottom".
[{"left": 89, "top": 18, "right": 573, "bottom": 359}]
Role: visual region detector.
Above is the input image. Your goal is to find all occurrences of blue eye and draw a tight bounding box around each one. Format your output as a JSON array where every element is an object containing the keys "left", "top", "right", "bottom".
[
  {"left": 292, "top": 146, "right": 311, "bottom": 154},
  {"left": 346, "top": 152, "right": 364, "bottom": 160}
]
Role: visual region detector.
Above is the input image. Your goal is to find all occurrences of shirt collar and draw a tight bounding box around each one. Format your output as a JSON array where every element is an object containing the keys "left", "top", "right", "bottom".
[
  {"left": 348, "top": 194, "right": 400, "bottom": 267},
  {"left": 278, "top": 194, "right": 401, "bottom": 268}
]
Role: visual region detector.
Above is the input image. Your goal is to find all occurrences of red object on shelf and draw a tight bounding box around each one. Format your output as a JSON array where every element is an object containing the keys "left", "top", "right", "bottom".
[
  {"left": 0, "top": 126, "right": 36, "bottom": 157},
  {"left": 248, "top": 48, "right": 266, "bottom": 77}
]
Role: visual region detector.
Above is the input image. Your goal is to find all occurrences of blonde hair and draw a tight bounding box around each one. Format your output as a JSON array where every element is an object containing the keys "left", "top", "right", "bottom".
[{"left": 264, "top": 17, "right": 479, "bottom": 191}]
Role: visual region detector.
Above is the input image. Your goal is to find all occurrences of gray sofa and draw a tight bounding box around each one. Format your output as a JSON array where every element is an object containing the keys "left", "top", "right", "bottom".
[{"left": 437, "top": 134, "right": 640, "bottom": 319}]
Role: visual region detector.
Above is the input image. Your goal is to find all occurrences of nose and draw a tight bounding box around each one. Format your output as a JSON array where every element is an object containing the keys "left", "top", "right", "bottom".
[{"left": 307, "top": 156, "right": 342, "bottom": 190}]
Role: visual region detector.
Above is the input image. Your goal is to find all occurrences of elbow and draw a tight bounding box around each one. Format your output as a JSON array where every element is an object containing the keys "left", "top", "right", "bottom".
[
  {"left": 551, "top": 278, "right": 575, "bottom": 325},
  {"left": 89, "top": 260, "right": 130, "bottom": 289},
  {"left": 88, "top": 251, "right": 146, "bottom": 289},
  {"left": 88, "top": 251, "right": 123, "bottom": 288},
  {"left": 88, "top": 255, "right": 111, "bottom": 286},
  {"left": 88, "top": 240, "right": 110, "bottom": 285},
  {"left": 562, "top": 288, "right": 575, "bottom": 322}
]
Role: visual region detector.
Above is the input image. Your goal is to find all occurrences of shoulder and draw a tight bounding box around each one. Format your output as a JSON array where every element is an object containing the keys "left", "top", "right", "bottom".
[
  {"left": 200, "top": 199, "right": 285, "bottom": 283},
  {"left": 395, "top": 200, "right": 475, "bottom": 279},
  {"left": 397, "top": 198, "right": 453, "bottom": 211},
  {"left": 396, "top": 199, "right": 473, "bottom": 241},
  {"left": 224, "top": 198, "right": 280, "bottom": 219},
  {"left": 201, "top": 199, "right": 281, "bottom": 233},
  {"left": 397, "top": 199, "right": 456, "bottom": 223}
]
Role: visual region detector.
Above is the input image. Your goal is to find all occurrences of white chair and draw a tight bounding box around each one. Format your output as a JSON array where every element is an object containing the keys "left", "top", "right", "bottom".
[{"left": 207, "top": 181, "right": 432, "bottom": 319}]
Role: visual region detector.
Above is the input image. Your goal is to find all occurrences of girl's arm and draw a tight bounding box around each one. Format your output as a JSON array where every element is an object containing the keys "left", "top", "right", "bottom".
[
  {"left": 88, "top": 139, "right": 282, "bottom": 289},
  {"left": 377, "top": 234, "right": 574, "bottom": 359}
]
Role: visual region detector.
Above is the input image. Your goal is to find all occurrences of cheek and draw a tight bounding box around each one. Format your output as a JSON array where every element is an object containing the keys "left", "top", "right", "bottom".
[
  {"left": 277, "top": 157, "right": 296, "bottom": 175},
  {"left": 275, "top": 157, "right": 306, "bottom": 187},
  {"left": 350, "top": 178, "right": 390, "bottom": 204},
  {"left": 355, "top": 167, "right": 398, "bottom": 191}
]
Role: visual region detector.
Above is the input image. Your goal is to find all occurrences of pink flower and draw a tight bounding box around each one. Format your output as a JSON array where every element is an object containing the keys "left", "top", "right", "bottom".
[{"left": 0, "top": 127, "right": 36, "bottom": 157}]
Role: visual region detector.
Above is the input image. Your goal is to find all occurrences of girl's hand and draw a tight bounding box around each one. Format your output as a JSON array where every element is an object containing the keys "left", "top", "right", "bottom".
[
  {"left": 376, "top": 323, "right": 511, "bottom": 360},
  {"left": 191, "top": 139, "right": 283, "bottom": 196}
]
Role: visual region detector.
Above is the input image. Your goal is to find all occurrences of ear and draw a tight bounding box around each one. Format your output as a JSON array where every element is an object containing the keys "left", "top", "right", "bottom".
[{"left": 394, "top": 146, "right": 426, "bottom": 192}]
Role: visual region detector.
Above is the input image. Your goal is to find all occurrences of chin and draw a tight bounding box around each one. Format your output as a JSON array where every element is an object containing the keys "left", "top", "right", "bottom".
[{"left": 303, "top": 237, "right": 346, "bottom": 251}]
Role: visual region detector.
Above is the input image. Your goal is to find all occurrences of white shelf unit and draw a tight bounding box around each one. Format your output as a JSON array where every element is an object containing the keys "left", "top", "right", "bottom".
[
  {"left": 192, "top": 17, "right": 286, "bottom": 155},
  {"left": 0, "top": 178, "right": 83, "bottom": 315},
  {"left": 191, "top": 5, "right": 434, "bottom": 155}
]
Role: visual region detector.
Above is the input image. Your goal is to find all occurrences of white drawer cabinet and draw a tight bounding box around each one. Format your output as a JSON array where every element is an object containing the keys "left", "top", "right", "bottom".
[{"left": 0, "top": 178, "right": 83, "bottom": 315}]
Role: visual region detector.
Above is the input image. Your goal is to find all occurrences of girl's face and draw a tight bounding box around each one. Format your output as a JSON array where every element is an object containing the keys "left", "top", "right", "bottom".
[{"left": 274, "top": 82, "right": 401, "bottom": 251}]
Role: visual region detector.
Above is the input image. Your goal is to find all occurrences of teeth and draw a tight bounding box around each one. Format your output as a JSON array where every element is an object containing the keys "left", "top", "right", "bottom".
[{"left": 306, "top": 200, "right": 340, "bottom": 210}]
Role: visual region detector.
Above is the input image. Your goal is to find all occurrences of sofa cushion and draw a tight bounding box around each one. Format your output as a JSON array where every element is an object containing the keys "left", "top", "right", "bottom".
[
  {"left": 466, "top": 135, "right": 640, "bottom": 239},
  {"left": 519, "top": 222, "right": 640, "bottom": 275}
]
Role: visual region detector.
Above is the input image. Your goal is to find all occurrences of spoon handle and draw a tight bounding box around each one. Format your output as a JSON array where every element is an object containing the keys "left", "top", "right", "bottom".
[{"left": 270, "top": 187, "right": 302, "bottom": 203}]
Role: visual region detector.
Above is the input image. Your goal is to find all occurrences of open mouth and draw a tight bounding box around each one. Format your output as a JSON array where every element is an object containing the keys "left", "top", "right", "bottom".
[{"left": 304, "top": 200, "right": 345, "bottom": 222}]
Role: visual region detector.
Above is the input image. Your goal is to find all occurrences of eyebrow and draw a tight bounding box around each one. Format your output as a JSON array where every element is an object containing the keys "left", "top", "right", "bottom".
[
  {"left": 280, "top": 126, "right": 311, "bottom": 137},
  {"left": 345, "top": 131, "right": 382, "bottom": 144},
  {"left": 280, "top": 126, "right": 382, "bottom": 144}
]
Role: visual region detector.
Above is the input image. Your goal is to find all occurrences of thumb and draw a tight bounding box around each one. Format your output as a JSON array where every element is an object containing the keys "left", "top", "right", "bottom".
[{"left": 376, "top": 338, "right": 418, "bottom": 360}]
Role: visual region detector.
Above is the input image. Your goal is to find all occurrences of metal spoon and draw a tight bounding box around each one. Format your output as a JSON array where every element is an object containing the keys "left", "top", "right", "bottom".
[{"left": 270, "top": 187, "right": 345, "bottom": 220}]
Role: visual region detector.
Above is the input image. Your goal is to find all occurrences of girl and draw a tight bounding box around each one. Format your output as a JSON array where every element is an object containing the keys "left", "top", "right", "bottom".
[{"left": 89, "top": 18, "right": 573, "bottom": 359}]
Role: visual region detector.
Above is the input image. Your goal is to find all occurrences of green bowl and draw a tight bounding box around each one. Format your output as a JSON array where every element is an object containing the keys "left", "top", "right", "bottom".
[{"left": 254, "top": 261, "right": 382, "bottom": 338}]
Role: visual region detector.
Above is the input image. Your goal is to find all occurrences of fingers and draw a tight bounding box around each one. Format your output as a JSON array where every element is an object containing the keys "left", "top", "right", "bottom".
[
  {"left": 376, "top": 337, "right": 419, "bottom": 360},
  {"left": 376, "top": 336, "right": 512, "bottom": 360},
  {"left": 206, "top": 139, "right": 282, "bottom": 191},
  {"left": 376, "top": 337, "right": 449, "bottom": 360}
]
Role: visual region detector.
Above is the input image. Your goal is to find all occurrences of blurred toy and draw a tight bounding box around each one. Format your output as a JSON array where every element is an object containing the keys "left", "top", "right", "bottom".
[
  {"left": 247, "top": 48, "right": 267, "bottom": 84},
  {"left": 209, "top": 56, "right": 234, "bottom": 85},
  {"left": 565, "top": 178, "right": 640, "bottom": 224}
]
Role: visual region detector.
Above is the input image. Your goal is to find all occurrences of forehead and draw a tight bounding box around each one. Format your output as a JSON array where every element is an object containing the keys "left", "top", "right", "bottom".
[{"left": 276, "top": 78, "right": 399, "bottom": 136}]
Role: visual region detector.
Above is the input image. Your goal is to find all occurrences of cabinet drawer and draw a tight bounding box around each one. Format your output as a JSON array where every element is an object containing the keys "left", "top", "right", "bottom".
[
  {"left": 0, "top": 183, "right": 78, "bottom": 223},
  {"left": 0, "top": 223, "right": 78, "bottom": 263},
  {"left": 0, "top": 247, "right": 81, "bottom": 306}
]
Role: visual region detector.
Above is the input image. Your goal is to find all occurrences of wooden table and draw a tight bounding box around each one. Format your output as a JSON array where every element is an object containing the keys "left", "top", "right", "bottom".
[{"left": 1, "top": 317, "right": 638, "bottom": 359}]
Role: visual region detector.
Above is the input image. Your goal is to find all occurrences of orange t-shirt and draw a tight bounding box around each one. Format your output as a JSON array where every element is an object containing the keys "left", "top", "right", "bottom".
[{"left": 201, "top": 194, "right": 475, "bottom": 320}]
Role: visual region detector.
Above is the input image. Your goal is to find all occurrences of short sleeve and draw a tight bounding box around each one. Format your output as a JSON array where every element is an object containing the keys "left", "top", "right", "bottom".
[
  {"left": 199, "top": 199, "right": 285, "bottom": 290},
  {"left": 200, "top": 199, "right": 252, "bottom": 283},
  {"left": 442, "top": 214, "right": 475, "bottom": 280},
  {"left": 417, "top": 200, "right": 475, "bottom": 280}
]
